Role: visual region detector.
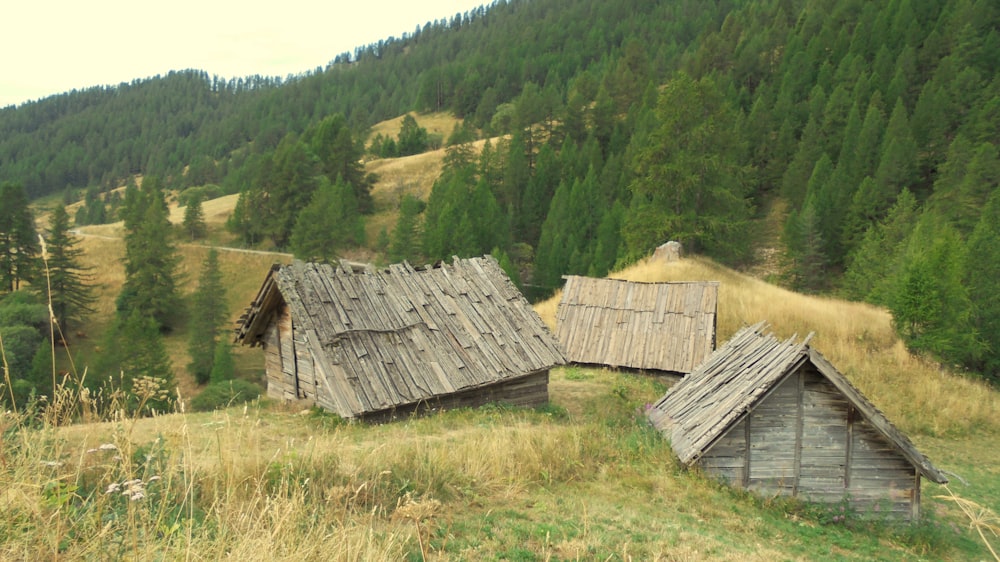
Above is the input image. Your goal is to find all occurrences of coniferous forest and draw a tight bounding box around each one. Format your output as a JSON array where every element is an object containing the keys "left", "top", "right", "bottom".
[{"left": 2, "top": 0, "right": 999, "bottom": 385}]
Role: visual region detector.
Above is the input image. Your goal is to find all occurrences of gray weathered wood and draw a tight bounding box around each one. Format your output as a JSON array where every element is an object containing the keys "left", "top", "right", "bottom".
[
  {"left": 649, "top": 323, "right": 947, "bottom": 520},
  {"left": 556, "top": 276, "right": 718, "bottom": 374},
  {"left": 235, "top": 256, "right": 565, "bottom": 420}
]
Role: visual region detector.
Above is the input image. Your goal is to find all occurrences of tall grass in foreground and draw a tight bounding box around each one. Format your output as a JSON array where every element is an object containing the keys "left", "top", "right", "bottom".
[{"left": 536, "top": 256, "right": 1000, "bottom": 438}]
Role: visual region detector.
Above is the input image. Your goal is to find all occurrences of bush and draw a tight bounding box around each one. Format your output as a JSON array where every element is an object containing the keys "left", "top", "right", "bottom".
[{"left": 189, "top": 379, "right": 262, "bottom": 412}]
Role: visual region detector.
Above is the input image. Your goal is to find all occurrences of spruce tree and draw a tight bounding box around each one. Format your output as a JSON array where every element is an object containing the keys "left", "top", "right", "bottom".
[
  {"left": 98, "top": 308, "right": 175, "bottom": 415},
  {"left": 36, "top": 205, "right": 95, "bottom": 335},
  {"left": 117, "top": 179, "right": 182, "bottom": 330},
  {"left": 0, "top": 182, "right": 40, "bottom": 293},
  {"left": 290, "top": 177, "right": 365, "bottom": 263},
  {"left": 182, "top": 195, "right": 208, "bottom": 240},
  {"left": 396, "top": 114, "right": 429, "bottom": 156},
  {"left": 187, "top": 249, "right": 227, "bottom": 385}
]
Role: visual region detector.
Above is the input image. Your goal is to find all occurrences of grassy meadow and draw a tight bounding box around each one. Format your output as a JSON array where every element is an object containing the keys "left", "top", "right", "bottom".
[
  {"left": 7, "top": 113, "right": 997, "bottom": 559},
  {"left": 3, "top": 249, "right": 999, "bottom": 560}
]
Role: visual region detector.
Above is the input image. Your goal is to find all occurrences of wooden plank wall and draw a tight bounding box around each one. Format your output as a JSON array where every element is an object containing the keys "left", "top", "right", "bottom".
[
  {"left": 696, "top": 365, "right": 918, "bottom": 517},
  {"left": 848, "top": 414, "right": 917, "bottom": 517},
  {"left": 360, "top": 371, "right": 550, "bottom": 423},
  {"left": 798, "top": 369, "right": 849, "bottom": 501},
  {"left": 745, "top": 373, "right": 799, "bottom": 495},
  {"left": 263, "top": 321, "right": 284, "bottom": 401},
  {"left": 697, "top": 418, "right": 747, "bottom": 485}
]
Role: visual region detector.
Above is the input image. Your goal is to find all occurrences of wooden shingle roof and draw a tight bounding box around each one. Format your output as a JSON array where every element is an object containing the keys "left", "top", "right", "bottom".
[
  {"left": 555, "top": 276, "right": 718, "bottom": 373},
  {"left": 646, "top": 322, "right": 948, "bottom": 484},
  {"left": 235, "top": 256, "right": 566, "bottom": 418}
]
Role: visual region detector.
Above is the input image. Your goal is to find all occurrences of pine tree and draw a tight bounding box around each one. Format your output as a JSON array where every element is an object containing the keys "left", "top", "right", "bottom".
[
  {"left": 264, "top": 134, "right": 321, "bottom": 248},
  {"left": 290, "top": 177, "right": 365, "bottom": 263},
  {"left": 182, "top": 195, "right": 208, "bottom": 240},
  {"left": 117, "top": 179, "right": 182, "bottom": 330},
  {"left": 187, "top": 249, "right": 227, "bottom": 385},
  {"left": 387, "top": 195, "right": 424, "bottom": 264},
  {"left": 0, "top": 182, "right": 40, "bottom": 293},
  {"left": 36, "top": 205, "right": 95, "bottom": 335},
  {"left": 304, "top": 114, "right": 374, "bottom": 214}
]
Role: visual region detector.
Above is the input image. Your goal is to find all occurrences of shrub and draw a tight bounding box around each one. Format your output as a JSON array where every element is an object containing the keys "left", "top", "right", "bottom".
[{"left": 189, "top": 379, "right": 262, "bottom": 412}]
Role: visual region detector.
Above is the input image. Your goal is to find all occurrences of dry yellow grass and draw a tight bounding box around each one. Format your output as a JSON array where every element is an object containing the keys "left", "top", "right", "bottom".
[
  {"left": 365, "top": 138, "right": 491, "bottom": 250},
  {"left": 536, "top": 255, "right": 1000, "bottom": 438},
  {"left": 71, "top": 231, "right": 291, "bottom": 401},
  {"left": 168, "top": 193, "right": 240, "bottom": 225},
  {"left": 366, "top": 111, "right": 463, "bottom": 143}
]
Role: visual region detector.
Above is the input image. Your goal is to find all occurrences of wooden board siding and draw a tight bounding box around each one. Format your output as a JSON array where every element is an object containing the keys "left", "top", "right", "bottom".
[
  {"left": 650, "top": 323, "right": 946, "bottom": 520},
  {"left": 848, "top": 412, "right": 918, "bottom": 517},
  {"left": 361, "top": 371, "right": 550, "bottom": 422},
  {"left": 746, "top": 373, "right": 799, "bottom": 495},
  {"left": 697, "top": 366, "right": 920, "bottom": 515},
  {"left": 798, "top": 368, "right": 849, "bottom": 502},
  {"left": 696, "top": 418, "right": 747, "bottom": 485},
  {"left": 556, "top": 276, "right": 717, "bottom": 374},
  {"left": 235, "top": 256, "right": 565, "bottom": 419},
  {"left": 263, "top": 320, "right": 284, "bottom": 401},
  {"left": 277, "top": 307, "right": 297, "bottom": 401}
]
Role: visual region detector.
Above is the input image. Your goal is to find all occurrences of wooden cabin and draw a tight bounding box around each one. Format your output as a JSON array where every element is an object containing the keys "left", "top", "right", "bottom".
[
  {"left": 555, "top": 276, "right": 718, "bottom": 375},
  {"left": 235, "top": 256, "right": 566, "bottom": 421},
  {"left": 646, "top": 322, "right": 948, "bottom": 519}
]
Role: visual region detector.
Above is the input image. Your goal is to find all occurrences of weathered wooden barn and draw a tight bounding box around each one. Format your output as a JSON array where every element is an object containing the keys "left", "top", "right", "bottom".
[
  {"left": 555, "top": 276, "right": 718, "bottom": 375},
  {"left": 646, "top": 322, "right": 948, "bottom": 519},
  {"left": 235, "top": 256, "right": 566, "bottom": 421}
]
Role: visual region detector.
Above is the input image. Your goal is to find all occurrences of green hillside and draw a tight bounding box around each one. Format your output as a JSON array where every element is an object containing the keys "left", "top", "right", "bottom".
[{"left": 0, "top": 0, "right": 999, "bottom": 556}]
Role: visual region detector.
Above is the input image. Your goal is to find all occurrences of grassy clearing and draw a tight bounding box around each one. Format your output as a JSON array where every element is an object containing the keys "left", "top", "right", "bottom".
[
  {"left": 3, "top": 363, "right": 993, "bottom": 560},
  {"left": 365, "top": 111, "right": 463, "bottom": 144}
]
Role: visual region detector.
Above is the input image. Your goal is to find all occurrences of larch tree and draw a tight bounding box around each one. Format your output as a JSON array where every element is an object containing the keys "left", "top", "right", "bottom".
[
  {"left": 966, "top": 190, "right": 1000, "bottom": 381},
  {"left": 290, "top": 176, "right": 365, "bottom": 263},
  {"left": 623, "top": 72, "right": 752, "bottom": 262}
]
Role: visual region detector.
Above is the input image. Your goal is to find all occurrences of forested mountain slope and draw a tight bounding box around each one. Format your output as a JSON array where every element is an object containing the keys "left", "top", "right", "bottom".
[{"left": 2, "top": 0, "right": 1000, "bottom": 378}]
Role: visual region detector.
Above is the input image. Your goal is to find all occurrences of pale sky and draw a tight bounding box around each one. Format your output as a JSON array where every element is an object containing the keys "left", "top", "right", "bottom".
[{"left": 1, "top": 0, "right": 488, "bottom": 108}]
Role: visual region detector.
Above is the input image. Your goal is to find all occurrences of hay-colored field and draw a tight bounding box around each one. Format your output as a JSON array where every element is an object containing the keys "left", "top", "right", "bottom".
[{"left": 366, "top": 111, "right": 463, "bottom": 143}]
